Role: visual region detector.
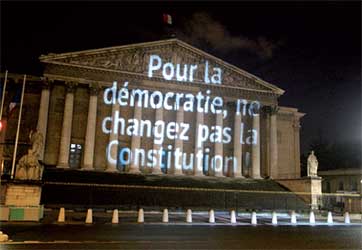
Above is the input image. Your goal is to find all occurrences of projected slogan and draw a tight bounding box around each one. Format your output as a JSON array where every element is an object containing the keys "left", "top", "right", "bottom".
[{"left": 102, "top": 54, "right": 260, "bottom": 173}]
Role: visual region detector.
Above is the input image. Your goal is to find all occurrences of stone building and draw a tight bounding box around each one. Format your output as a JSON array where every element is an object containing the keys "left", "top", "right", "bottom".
[
  {"left": 318, "top": 168, "right": 361, "bottom": 213},
  {"left": 1, "top": 39, "right": 304, "bottom": 180}
]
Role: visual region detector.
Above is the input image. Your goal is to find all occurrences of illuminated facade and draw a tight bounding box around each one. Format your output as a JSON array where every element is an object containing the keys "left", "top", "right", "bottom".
[{"left": 2, "top": 39, "right": 304, "bottom": 180}]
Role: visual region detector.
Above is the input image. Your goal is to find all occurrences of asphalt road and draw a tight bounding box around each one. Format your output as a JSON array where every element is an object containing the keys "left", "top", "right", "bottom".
[{"left": 1, "top": 224, "right": 362, "bottom": 250}]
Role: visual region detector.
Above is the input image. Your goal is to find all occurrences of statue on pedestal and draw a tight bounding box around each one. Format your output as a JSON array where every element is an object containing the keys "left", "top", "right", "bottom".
[
  {"left": 15, "top": 130, "right": 44, "bottom": 180},
  {"left": 307, "top": 150, "right": 319, "bottom": 177}
]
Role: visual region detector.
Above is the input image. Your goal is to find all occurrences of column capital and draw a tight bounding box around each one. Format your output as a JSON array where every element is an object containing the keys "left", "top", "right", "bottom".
[
  {"left": 293, "top": 118, "right": 301, "bottom": 131},
  {"left": 65, "top": 82, "right": 77, "bottom": 93},
  {"left": 262, "top": 105, "right": 279, "bottom": 115},
  {"left": 89, "top": 83, "right": 100, "bottom": 96},
  {"left": 270, "top": 105, "right": 279, "bottom": 115},
  {"left": 226, "top": 100, "right": 235, "bottom": 109},
  {"left": 40, "top": 77, "right": 52, "bottom": 89}
]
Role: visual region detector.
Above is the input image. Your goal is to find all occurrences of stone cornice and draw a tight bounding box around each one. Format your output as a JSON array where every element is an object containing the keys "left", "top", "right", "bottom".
[
  {"left": 43, "top": 65, "right": 279, "bottom": 106},
  {"left": 43, "top": 63, "right": 279, "bottom": 104}
]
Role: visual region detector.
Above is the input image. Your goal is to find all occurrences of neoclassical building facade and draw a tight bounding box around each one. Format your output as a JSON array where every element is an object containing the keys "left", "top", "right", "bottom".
[{"left": 2, "top": 39, "right": 304, "bottom": 180}]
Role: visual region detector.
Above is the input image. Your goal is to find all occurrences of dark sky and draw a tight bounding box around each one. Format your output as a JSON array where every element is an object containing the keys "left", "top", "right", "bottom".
[{"left": 1, "top": 1, "right": 361, "bottom": 153}]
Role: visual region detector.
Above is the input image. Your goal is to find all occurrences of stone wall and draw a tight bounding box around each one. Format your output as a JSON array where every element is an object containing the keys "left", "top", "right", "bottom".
[
  {"left": 5, "top": 184, "right": 42, "bottom": 206},
  {"left": 277, "top": 107, "right": 303, "bottom": 179}
]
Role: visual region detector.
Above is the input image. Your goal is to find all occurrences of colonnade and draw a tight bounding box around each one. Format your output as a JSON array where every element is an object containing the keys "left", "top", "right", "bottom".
[{"left": 36, "top": 82, "right": 279, "bottom": 179}]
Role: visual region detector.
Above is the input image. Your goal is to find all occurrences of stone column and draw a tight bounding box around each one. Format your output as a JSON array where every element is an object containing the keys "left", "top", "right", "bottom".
[
  {"left": 152, "top": 107, "right": 163, "bottom": 174},
  {"left": 57, "top": 83, "right": 75, "bottom": 168},
  {"left": 82, "top": 85, "right": 98, "bottom": 170},
  {"left": 173, "top": 106, "right": 184, "bottom": 175},
  {"left": 214, "top": 112, "right": 223, "bottom": 177},
  {"left": 36, "top": 81, "right": 50, "bottom": 161},
  {"left": 106, "top": 99, "right": 120, "bottom": 172},
  {"left": 233, "top": 107, "right": 243, "bottom": 178},
  {"left": 129, "top": 104, "right": 142, "bottom": 174},
  {"left": 251, "top": 113, "right": 261, "bottom": 179},
  {"left": 269, "top": 106, "right": 278, "bottom": 179},
  {"left": 193, "top": 111, "right": 204, "bottom": 176},
  {"left": 293, "top": 116, "right": 301, "bottom": 178}
]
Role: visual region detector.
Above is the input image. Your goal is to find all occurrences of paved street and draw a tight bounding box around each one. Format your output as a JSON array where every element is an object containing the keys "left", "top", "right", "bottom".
[
  {"left": 1, "top": 210, "right": 362, "bottom": 249},
  {"left": 1, "top": 223, "right": 361, "bottom": 249}
]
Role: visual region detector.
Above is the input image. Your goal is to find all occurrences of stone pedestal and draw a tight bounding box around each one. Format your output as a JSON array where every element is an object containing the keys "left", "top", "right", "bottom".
[
  {"left": 277, "top": 177, "right": 322, "bottom": 210},
  {"left": 1, "top": 182, "right": 44, "bottom": 221}
]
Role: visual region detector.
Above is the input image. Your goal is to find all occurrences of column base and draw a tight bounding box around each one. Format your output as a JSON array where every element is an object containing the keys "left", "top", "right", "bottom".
[
  {"left": 252, "top": 175, "right": 263, "bottom": 179},
  {"left": 152, "top": 168, "right": 163, "bottom": 175},
  {"left": 173, "top": 170, "right": 183, "bottom": 176},
  {"left": 105, "top": 167, "right": 118, "bottom": 173},
  {"left": 233, "top": 174, "right": 245, "bottom": 178},
  {"left": 56, "top": 164, "right": 69, "bottom": 169},
  {"left": 214, "top": 172, "right": 224, "bottom": 177},
  {"left": 193, "top": 172, "right": 204, "bottom": 177},
  {"left": 81, "top": 165, "right": 94, "bottom": 171},
  {"left": 128, "top": 168, "right": 141, "bottom": 174}
]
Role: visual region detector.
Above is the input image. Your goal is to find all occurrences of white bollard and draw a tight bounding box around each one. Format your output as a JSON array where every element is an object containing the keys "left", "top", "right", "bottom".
[
  {"left": 344, "top": 212, "right": 350, "bottom": 224},
  {"left": 85, "top": 208, "right": 93, "bottom": 224},
  {"left": 290, "top": 210, "right": 297, "bottom": 224},
  {"left": 327, "top": 211, "right": 333, "bottom": 224},
  {"left": 57, "top": 207, "right": 65, "bottom": 223},
  {"left": 230, "top": 210, "right": 236, "bottom": 224},
  {"left": 186, "top": 209, "right": 192, "bottom": 223},
  {"left": 251, "top": 211, "right": 257, "bottom": 225},
  {"left": 162, "top": 209, "right": 169, "bottom": 223},
  {"left": 137, "top": 208, "right": 144, "bottom": 223},
  {"left": 112, "top": 209, "right": 119, "bottom": 224},
  {"left": 309, "top": 211, "right": 315, "bottom": 224},
  {"left": 209, "top": 209, "right": 215, "bottom": 223},
  {"left": 271, "top": 211, "right": 278, "bottom": 225}
]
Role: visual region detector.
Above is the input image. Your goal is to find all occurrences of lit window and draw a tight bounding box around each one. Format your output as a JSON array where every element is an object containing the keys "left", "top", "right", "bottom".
[
  {"left": 161, "top": 148, "right": 169, "bottom": 174},
  {"left": 203, "top": 147, "right": 210, "bottom": 176},
  {"left": 69, "top": 143, "right": 82, "bottom": 169}
]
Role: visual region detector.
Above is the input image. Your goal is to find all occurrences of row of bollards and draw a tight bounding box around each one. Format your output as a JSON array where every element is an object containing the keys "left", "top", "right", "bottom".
[{"left": 57, "top": 208, "right": 352, "bottom": 225}]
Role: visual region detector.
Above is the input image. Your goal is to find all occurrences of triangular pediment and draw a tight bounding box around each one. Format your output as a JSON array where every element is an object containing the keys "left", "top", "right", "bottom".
[{"left": 39, "top": 39, "right": 284, "bottom": 95}]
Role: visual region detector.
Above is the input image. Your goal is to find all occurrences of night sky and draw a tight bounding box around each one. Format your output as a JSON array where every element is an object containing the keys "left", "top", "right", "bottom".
[{"left": 1, "top": 1, "right": 361, "bottom": 153}]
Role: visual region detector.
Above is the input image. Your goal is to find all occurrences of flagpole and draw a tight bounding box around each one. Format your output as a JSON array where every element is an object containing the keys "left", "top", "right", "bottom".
[
  {"left": 0, "top": 70, "right": 8, "bottom": 121},
  {"left": 0, "top": 70, "right": 8, "bottom": 183},
  {"left": 11, "top": 74, "right": 26, "bottom": 179}
]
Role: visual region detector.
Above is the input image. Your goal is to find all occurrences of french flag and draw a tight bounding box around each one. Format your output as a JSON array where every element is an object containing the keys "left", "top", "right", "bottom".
[{"left": 163, "top": 13, "right": 172, "bottom": 25}]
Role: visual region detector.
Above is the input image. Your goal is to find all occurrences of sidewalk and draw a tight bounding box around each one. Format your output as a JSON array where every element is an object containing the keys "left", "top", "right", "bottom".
[{"left": 3, "top": 208, "right": 360, "bottom": 226}]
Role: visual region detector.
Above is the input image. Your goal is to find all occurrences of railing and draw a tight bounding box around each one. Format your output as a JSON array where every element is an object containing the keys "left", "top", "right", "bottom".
[{"left": 319, "top": 192, "right": 362, "bottom": 213}]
